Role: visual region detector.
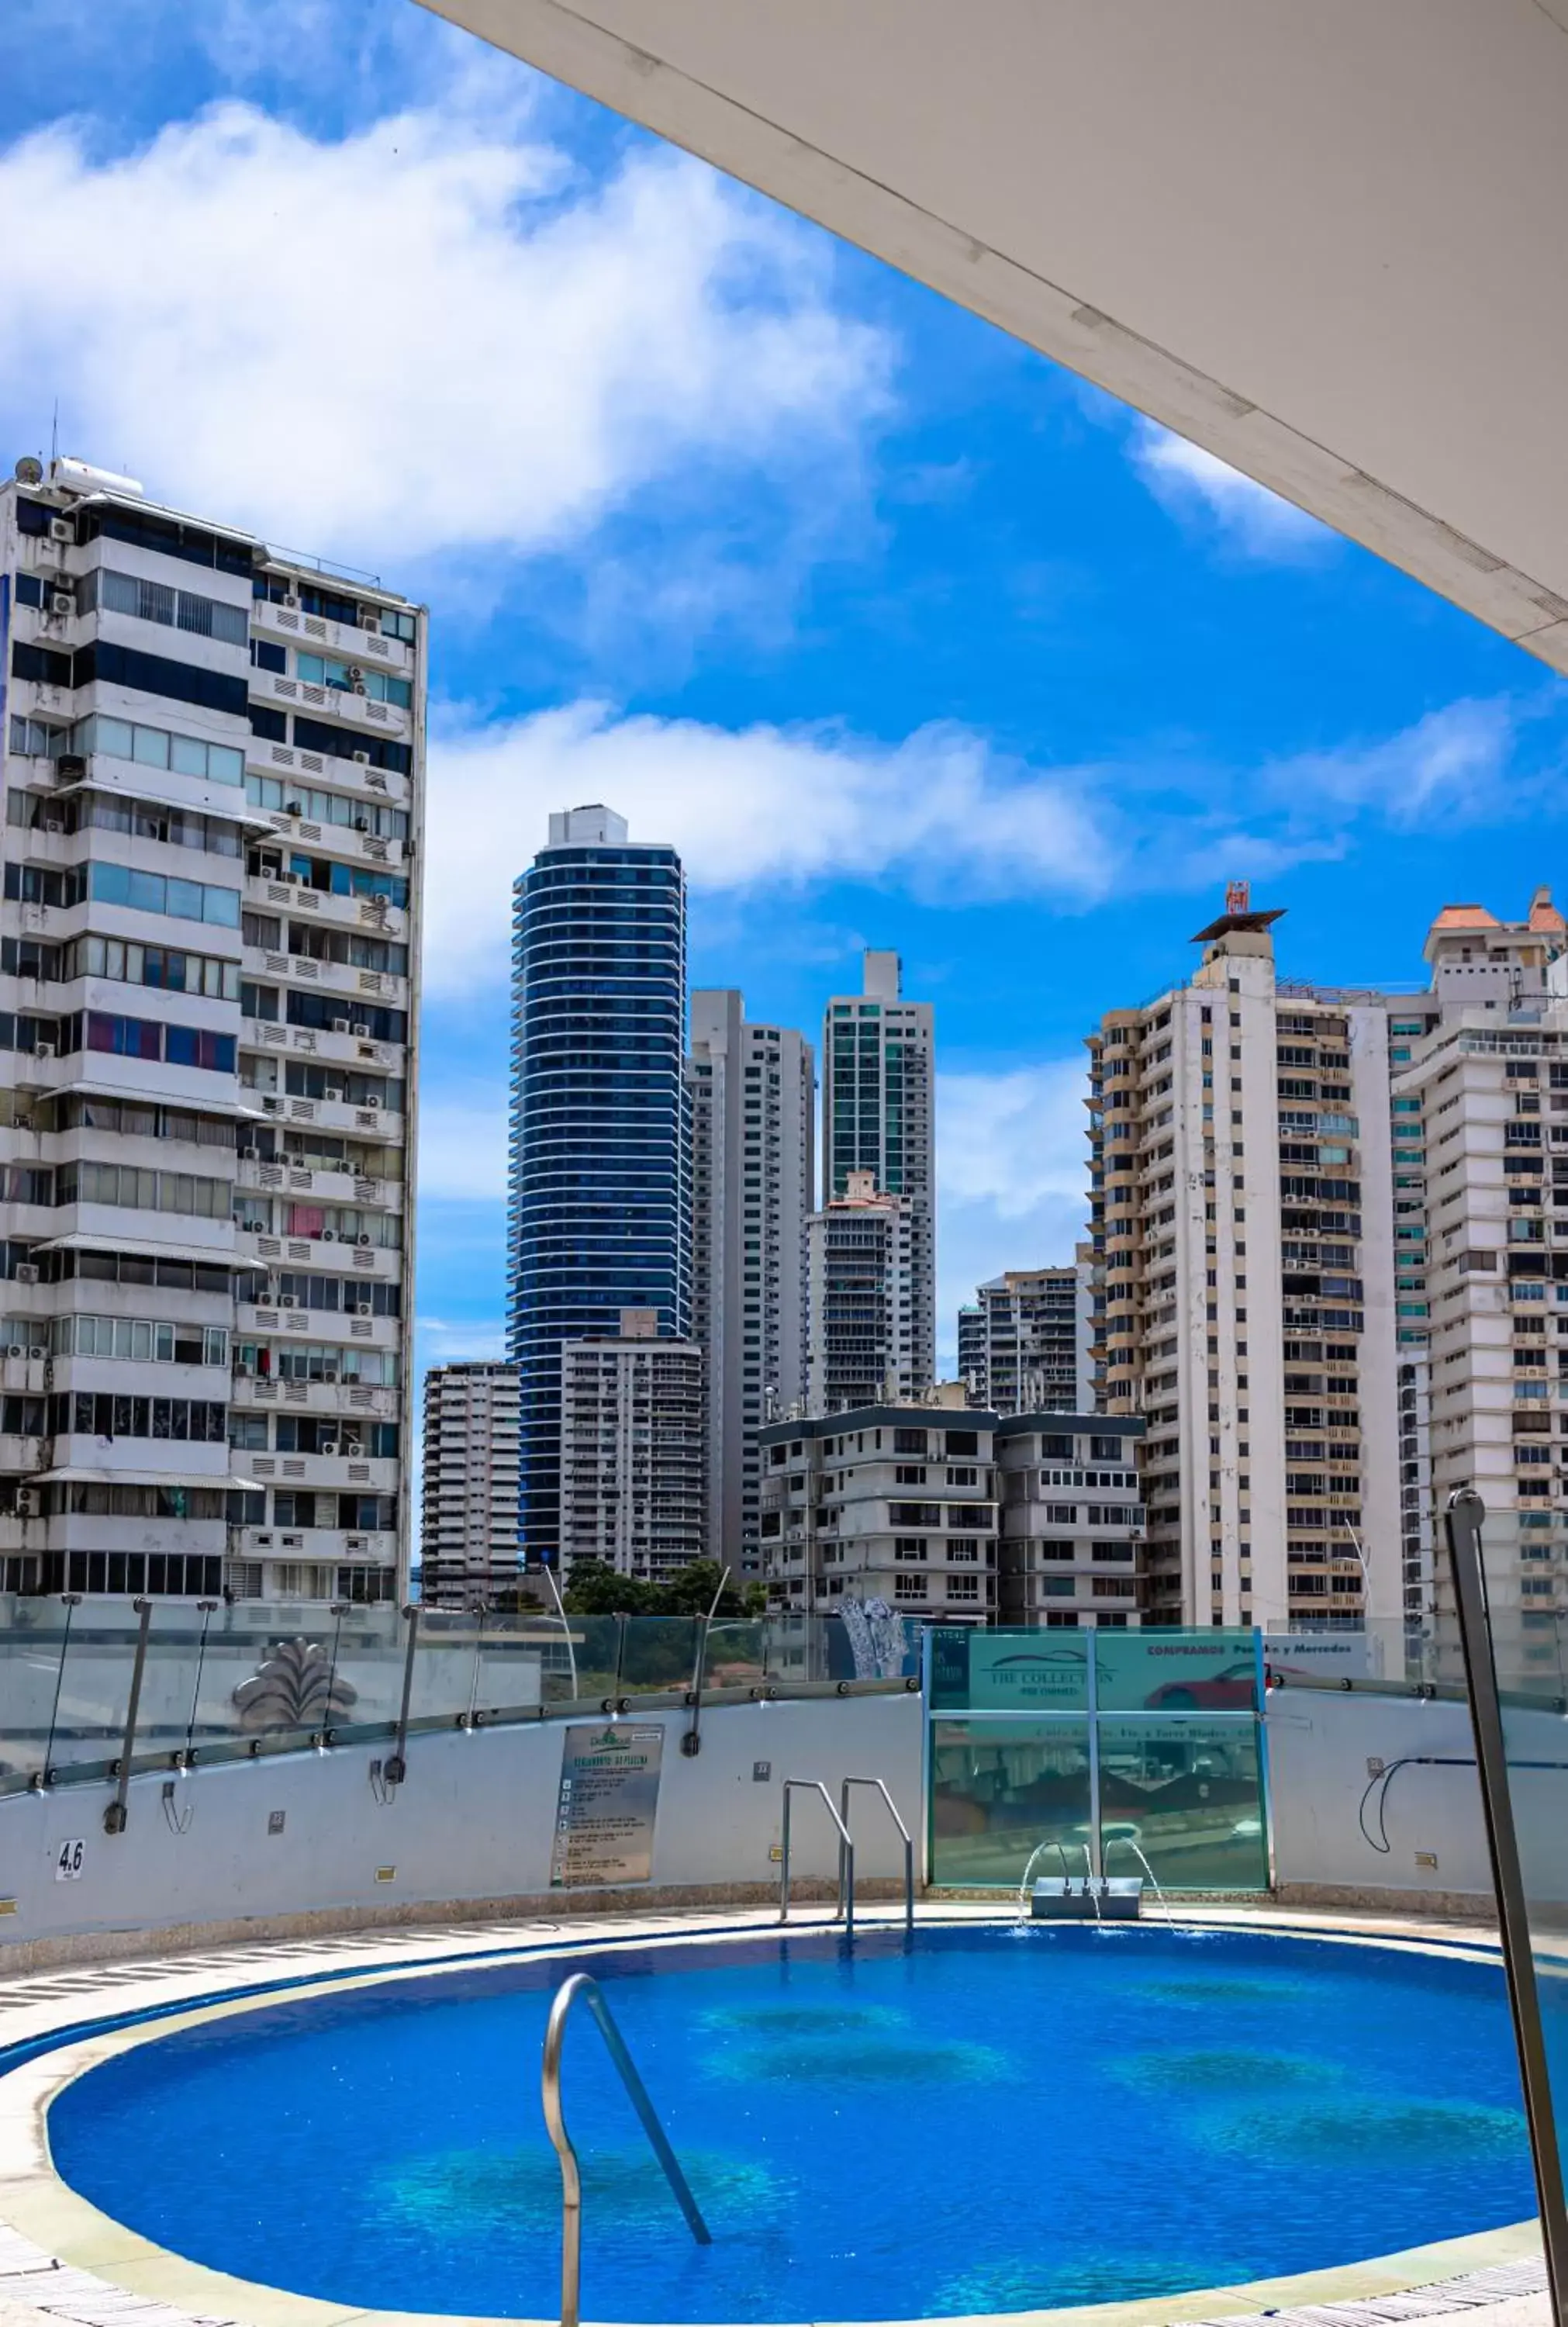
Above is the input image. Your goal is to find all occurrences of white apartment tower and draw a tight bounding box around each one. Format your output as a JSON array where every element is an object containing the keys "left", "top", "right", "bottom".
[
  {"left": 1390, "top": 894, "right": 1568, "bottom": 1665},
  {"left": 958, "top": 1266, "right": 1083, "bottom": 1412},
  {"left": 420, "top": 1362, "right": 521, "bottom": 1609},
  {"left": 0, "top": 456, "right": 423, "bottom": 1605},
  {"left": 806, "top": 1170, "right": 922, "bottom": 1413},
  {"left": 687, "top": 991, "right": 813, "bottom": 1572},
  {"left": 822, "top": 950, "right": 935, "bottom": 1392},
  {"left": 558, "top": 1310, "right": 704, "bottom": 1579},
  {"left": 1088, "top": 890, "right": 1402, "bottom": 1630}
]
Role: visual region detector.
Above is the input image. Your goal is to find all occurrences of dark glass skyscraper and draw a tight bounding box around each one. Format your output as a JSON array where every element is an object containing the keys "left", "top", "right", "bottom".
[{"left": 508, "top": 805, "right": 691, "bottom": 1563}]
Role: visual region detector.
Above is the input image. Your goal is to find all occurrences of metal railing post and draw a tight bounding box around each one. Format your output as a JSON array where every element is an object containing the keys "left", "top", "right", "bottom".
[
  {"left": 384, "top": 1603, "right": 420, "bottom": 1785},
  {"left": 839, "top": 1776, "right": 915, "bottom": 1935},
  {"left": 102, "top": 1597, "right": 151, "bottom": 1835},
  {"left": 1445, "top": 1488, "right": 1568, "bottom": 2327},
  {"left": 541, "top": 1970, "right": 710, "bottom": 2327},
  {"left": 779, "top": 1777, "right": 854, "bottom": 1935},
  {"left": 35, "top": 1590, "right": 81, "bottom": 1789}
]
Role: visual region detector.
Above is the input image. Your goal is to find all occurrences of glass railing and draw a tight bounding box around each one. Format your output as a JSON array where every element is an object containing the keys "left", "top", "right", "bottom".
[
  {"left": 924, "top": 1627, "right": 1269, "bottom": 1893},
  {"left": 0, "top": 1595, "right": 924, "bottom": 1797},
  {"left": 1264, "top": 1613, "right": 1568, "bottom": 1700}
]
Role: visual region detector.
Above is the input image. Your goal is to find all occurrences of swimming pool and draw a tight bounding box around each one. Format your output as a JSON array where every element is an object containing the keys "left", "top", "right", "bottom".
[{"left": 43, "top": 1924, "right": 1546, "bottom": 2323}]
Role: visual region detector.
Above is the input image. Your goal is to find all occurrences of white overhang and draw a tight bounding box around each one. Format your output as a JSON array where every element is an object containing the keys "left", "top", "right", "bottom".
[{"left": 416, "top": 0, "right": 1568, "bottom": 671}]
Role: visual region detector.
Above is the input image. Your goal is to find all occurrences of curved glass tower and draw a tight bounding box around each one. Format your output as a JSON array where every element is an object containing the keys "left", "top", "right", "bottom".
[{"left": 507, "top": 805, "right": 691, "bottom": 1564}]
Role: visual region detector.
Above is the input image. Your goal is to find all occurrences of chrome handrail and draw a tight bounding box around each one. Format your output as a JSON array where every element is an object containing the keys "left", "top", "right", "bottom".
[
  {"left": 779, "top": 1777, "right": 855, "bottom": 1935},
  {"left": 541, "top": 1971, "right": 711, "bottom": 2327},
  {"left": 838, "top": 1775, "right": 915, "bottom": 1935}
]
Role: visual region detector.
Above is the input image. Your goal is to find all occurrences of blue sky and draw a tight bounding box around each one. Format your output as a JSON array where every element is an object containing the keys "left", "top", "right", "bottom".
[{"left": 2, "top": 0, "right": 1564, "bottom": 1381}]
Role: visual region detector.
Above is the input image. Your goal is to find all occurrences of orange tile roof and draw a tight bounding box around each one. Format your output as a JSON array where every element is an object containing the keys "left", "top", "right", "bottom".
[
  {"left": 1430, "top": 904, "right": 1501, "bottom": 932},
  {"left": 1528, "top": 887, "right": 1565, "bottom": 932}
]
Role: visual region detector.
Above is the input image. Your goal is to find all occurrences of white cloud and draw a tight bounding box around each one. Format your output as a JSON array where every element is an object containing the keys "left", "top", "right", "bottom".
[
  {"left": 0, "top": 99, "right": 889, "bottom": 567},
  {"left": 1266, "top": 699, "right": 1517, "bottom": 825},
  {"left": 423, "top": 704, "right": 1112, "bottom": 996},
  {"left": 1131, "top": 420, "right": 1328, "bottom": 558},
  {"left": 934, "top": 1062, "right": 1091, "bottom": 1371}
]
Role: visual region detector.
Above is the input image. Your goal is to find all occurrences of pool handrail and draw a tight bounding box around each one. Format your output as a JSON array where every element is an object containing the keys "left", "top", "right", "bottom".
[
  {"left": 541, "top": 1969, "right": 711, "bottom": 2327},
  {"left": 838, "top": 1775, "right": 914, "bottom": 1934},
  {"left": 779, "top": 1777, "right": 855, "bottom": 1935}
]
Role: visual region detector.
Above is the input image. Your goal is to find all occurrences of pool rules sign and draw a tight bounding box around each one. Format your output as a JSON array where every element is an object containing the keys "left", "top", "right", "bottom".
[{"left": 550, "top": 1724, "right": 665, "bottom": 1888}]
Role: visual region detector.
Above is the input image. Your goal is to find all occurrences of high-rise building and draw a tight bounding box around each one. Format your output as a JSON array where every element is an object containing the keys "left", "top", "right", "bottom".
[
  {"left": 1087, "top": 891, "right": 1402, "bottom": 1630},
  {"left": 687, "top": 991, "right": 813, "bottom": 1572},
  {"left": 0, "top": 455, "right": 422, "bottom": 1605},
  {"left": 758, "top": 1392, "right": 998, "bottom": 1620},
  {"left": 806, "top": 1170, "right": 922, "bottom": 1412},
  {"left": 420, "top": 1361, "right": 522, "bottom": 1609},
  {"left": 821, "top": 950, "right": 935, "bottom": 1391},
  {"left": 508, "top": 805, "right": 689, "bottom": 1566},
  {"left": 995, "top": 1410, "right": 1145, "bottom": 1627},
  {"left": 958, "top": 1267, "right": 1082, "bottom": 1412},
  {"left": 1390, "top": 893, "right": 1568, "bottom": 1664},
  {"left": 558, "top": 1309, "right": 703, "bottom": 1579}
]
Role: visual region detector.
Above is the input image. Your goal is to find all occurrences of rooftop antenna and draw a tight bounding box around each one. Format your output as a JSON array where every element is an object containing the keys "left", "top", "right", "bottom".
[{"left": 50, "top": 400, "right": 58, "bottom": 467}]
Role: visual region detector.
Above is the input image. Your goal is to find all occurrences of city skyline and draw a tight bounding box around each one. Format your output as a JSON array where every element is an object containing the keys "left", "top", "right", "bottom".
[{"left": 2, "top": 3, "right": 1564, "bottom": 1412}]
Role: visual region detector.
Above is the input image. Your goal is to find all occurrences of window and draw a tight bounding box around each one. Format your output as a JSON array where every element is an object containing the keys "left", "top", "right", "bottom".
[
  {"left": 87, "top": 1012, "right": 235, "bottom": 1074},
  {"left": 893, "top": 1428, "right": 927, "bottom": 1455},
  {"left": 945, "top": 1430, "right": 979, "bottom": 1457},
  {"left": 57, "top": 1162, "right": 230, "bottom": 1218},
  {"left": 893, "top": 1464, "right": 927, "bottom": 1485},
  {"left": 88, "top": 859, "right": 240, "bottom": 928},
  {"left": 64, "top": 711, "right": 243, "bottom": 786},
  {"left": 893, "top": 1572, "right": 927, "bottom": 1599},
  {"left": 947, "top": 1574, "right": 980, "bottom": 1601},
  {"left": 889, "top": 1502, "right": 941, "bottom": 1527},
  {"left": 81, "top": 567, "right": 249, "bottom": 647},
  {"left": 295, "top": 652, "right": 412, "bottom": 710},
  {"left": 292, "top": 715, "right": 411, "bottom": 776},
  {"left": 68, "top": 640, "right": 249, "bottom": 720}
]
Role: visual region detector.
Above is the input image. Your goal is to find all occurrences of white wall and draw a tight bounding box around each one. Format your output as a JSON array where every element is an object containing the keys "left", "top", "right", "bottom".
[{"left": 0, "top": 1692, "right": 924, "bottom": 1959}]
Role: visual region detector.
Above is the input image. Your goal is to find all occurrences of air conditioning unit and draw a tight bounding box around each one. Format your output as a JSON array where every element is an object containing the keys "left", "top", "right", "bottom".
[
  {"left": 331, "top": 1018, "right": 350, "bottom": 1034},
  {"left": 55, "top": 754, "right": 86, "bottom": 783},
  {"left": 355, "top": 1302, "right": 373, "bottom": 1318},
  {"left": 15, "top": 1265, "right": 39, "bottom": 1285},
  {"left": 235, "top": 1361, "right": 254, "bottom": 1378},
  {"left": 6, "top": 1345, "right": 24, "bottom": 1359},
  {"left": 356, "top": 1233, "right": 372, "bottom": 1247},
  {"left": 353, "top": 816, "right": 369, "bottom": 833},
  {"left": 320, "top": 1228, "right": 335, "bottom": 1243},
  {"left": 322, "top": 1364, "right": 340, "bottom": 1381},
  {"left": 282, "top": 593, "right": 299, "bottom": 610},
  {"left": 16, "top": 1489, "right": 34, "bottom": 1516},
  {"left": 28, "top": 1346, "right": 47, "bottom": 1361},
  {"left": 324, "top": 1085, "right": 344, "bottom": 1102},
  {"left": 347, "top": 666, "right": 364, "bottom": 683},
  {"left": 344, "top": 1439, "right": 363, "bottom": 1457},
  {"left": 43, "top": 819, "right": 61, "bottom": 835},
  {"left": 319, "top": 1439, "right": 339, "bottom": 1457},
  {"left": 364, "top": 1094, "right": 381, "bottom": 1110},
  {"left": 285, "top": 800, "right": 302, "bottom": 818},
  {"left": 281, "top": 871, "right": 303, "bottom": 887},
  {"left": 49, "top": 590, "right": 73, "bottom": 617},
  {"left": 352, "top": 749, "right": 370, "bottom": 766},
  {"left": 32, "top": 1042, "right": 54, "bottom": 1061},
  {"left": 278, "top": 1294, "right": 299, "bottom": 1309},
  {"left": 238, "top": 1146, "right": 259, "bottom": 1161},
  {"left": 362, "top": 618, "right": 380, "bottom": 637},
  {"left": 48, "top": 518, "right": 72, "bottom": 545}
]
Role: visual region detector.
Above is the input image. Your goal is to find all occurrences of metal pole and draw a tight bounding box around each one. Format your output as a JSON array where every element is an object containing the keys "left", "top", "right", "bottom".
[
  {"left": 319, "top": 1600, "right": 351, "bottom": 1742},
  {"left": 542, "top": 1560, "right": 578, "bottom": 1701},
  {"left": 385, "top": 1603, "right": 420, "bottom": 1786},
  {"left": 1445, "top": 1488, "right": 1568, "bottom": 2327},
  {"left": 103, "top": 1597, "right": 151, "bottom": 1835},
  {"left": 778, "top": 1778, "right": 854, "bottom": 1933},
  {"left": 542, "top": 1971, "right": 711, "bottom": 2327},
  {"left": 1085, "top": 1632, "right": 1103, "bottom": 1885},
  {"left": 181, "top": 1599, "right": 218, "bottom": 1763},
  {"left": 38, "top": 1591, "right": 81, "bottom": 1786}
]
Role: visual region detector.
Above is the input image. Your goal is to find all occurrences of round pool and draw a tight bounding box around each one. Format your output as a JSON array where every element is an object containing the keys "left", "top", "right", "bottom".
[{"left": 43, "top": 1925, "right": 1543, "bottom": 2322}]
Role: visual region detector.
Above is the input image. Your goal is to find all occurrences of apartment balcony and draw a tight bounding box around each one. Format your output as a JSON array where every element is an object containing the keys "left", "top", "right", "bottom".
[
  {"left": 250, "top": 595, "right": 413, "bottom": 677},
  {"left": 246, "top": 1452, "right": 398, "bottom": 1492},
  {"left": 244, "top": 875, "right": 407, "bottom": 944},
  {"left": 247, "top": 1090, "right": 405, "bottom": 1144},
  {"left": 243, "top": 946, "right": 408, "bottom": 1010},
  {"left": 233, "top": 1226, "right": 399, "bottom": 1281},
  {"left": 237, "top": 1299, "right": 399, "bottom": 1349},
  {"left": 231, "top": 1524, "right": 397, "bottom": 1565}
]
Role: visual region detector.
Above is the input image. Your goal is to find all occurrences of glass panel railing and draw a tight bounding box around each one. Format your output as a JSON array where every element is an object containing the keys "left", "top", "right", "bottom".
[
  {"left": 0, "top": 1592, "right": 72, "bottom": 1785},
  {"left": 927, "top": 1624, "right": 1090, "bottom": 1712},
  {"left": 470, "top": 1610, "right": 551, "bottom": 1718},
  {"left": 618, "top": 1616, "right": 700, "bottom": 1696},
  {"left": 42, "top": 1599, "right": 144, "bottom": 1777},
  {"left": 1097, "top": 1716, "right": 1268, "bottom": 1892},
  {"left": 929, "top": 1716, "right": 1093, "bottom": 1889}
]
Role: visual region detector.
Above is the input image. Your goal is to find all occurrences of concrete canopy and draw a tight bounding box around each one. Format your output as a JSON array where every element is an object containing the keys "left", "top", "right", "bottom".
[{"left": 418, "top": 0, "right": 1568, "bottom": 672}]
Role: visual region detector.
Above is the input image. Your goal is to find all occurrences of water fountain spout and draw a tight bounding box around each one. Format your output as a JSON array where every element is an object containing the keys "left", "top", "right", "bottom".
[
  {"left": 1108, "top": 1832, "right": 1176, "bottom": 1928},
  {"left": 1081, "top": 1844, "right": 1102, "bottom": 1923},
  {"left": 1016, "top": 1837, "right": 1071, "bottom": 1922}
]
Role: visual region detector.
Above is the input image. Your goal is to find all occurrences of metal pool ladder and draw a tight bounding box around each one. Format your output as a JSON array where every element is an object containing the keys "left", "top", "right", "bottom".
[
  {"left": 541, "top": 1971, "right": 711, "bottom": 2327},
  {"left": 839, "top": 1776, "right": 915, "bottom": 1936},
  {"left": 778, "top": 1776, "right": 856, "bottom": 1932}
]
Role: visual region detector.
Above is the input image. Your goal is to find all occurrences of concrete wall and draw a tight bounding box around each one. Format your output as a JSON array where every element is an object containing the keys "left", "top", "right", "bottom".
[
  {"left": 0, "top": 1693, "right": 924, "bottom": 1963},
  {"left": 10, "top": 1682, "right": 1568, "bottom": 1968}
]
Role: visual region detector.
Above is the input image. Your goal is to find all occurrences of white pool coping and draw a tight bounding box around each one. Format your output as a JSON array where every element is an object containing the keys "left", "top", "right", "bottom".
[{"left": 0, "top": 1903, "right": 1553, "bottom": 2327}]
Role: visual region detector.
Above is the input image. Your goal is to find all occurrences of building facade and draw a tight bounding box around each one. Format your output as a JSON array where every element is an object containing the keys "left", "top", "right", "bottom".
[
  {"left": 994, "top": 1411, "right": 1145, "bottom": 1627},
  {"left": 508, "top": 805, "right": 690, "bottom": 1567},
  {"left": 420, "top": 1361, "right": 521, "bottom": 1609},
  {"left": 958, "top": 1267, "right": 1082, "bottom": 1412},
  {"left": 558, "top": 1310, "right": 703, "bottom": 1579},
  {"left": 1390, "top": 894, "right": 1568, "bottom": 1665},
  {"left": 821, "top": 950, "right": 935, "bottom": 1393},
  {"left": 0, "top": 455, "right": 422, "bottom": 1605},
  {"left": 1087, "top": 893, "right": 1402, "bottom": 1630},
  {"left": 806, "top": 1169, "right": 921, "bottom": 1412},
  {"left": 758, "top": 1396, "right": 998, "bottom": 1620},
  {"left": 687, "top": 990, "right": 813, "bottom": 1572}
]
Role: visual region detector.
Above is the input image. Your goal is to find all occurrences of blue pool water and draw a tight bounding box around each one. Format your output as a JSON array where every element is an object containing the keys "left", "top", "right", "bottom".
[{"left": 47, "top": 1926, "right": 1543, "bottom": 2322}]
